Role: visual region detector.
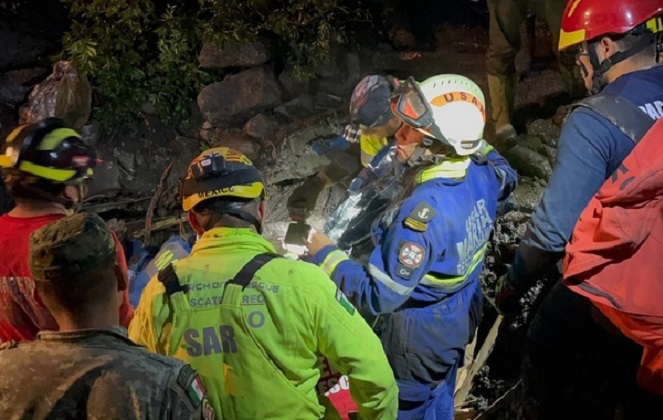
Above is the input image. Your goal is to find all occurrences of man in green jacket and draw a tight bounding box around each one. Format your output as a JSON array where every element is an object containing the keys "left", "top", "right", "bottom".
[{"left": 129, "top": 147, "right": 398, "bottom": 419}]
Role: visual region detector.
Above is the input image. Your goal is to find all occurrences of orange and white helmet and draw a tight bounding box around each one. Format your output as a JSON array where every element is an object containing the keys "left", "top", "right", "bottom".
[{"left": 390, "top": 74, "right": 486, "bottom": 156}]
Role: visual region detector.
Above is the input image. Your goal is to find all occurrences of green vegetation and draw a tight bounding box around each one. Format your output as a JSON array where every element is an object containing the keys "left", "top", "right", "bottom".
[{"left": 59, "top": 0, "right": 364, "bottom": 123}]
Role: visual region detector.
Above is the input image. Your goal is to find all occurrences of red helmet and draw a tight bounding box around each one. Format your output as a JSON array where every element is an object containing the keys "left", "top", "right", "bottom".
[{"left": 559, "top": 0, "right": 663, "bottom": 51}]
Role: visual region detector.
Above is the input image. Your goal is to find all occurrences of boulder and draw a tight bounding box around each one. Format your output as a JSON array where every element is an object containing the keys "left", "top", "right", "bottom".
[
  {"left": 315, "top": 75, "right": 354, "bottom": 98},
  {"left": 243, "top": 113, "right": 279, "bottom": 140},
  {"left": 199, "top": 41, "right": 270, "bottom": 69},
  {"left": 314, "top": 92, "right": 343, "bottom": 110},
  {"left": 504, "top": 144, "right": 552, "bottom": 181},
  {"left": 19, "top": 61, "right": 92, "bottom": 130},
  {"left": 198, "top": 67, "right": 282, "bottom": 127},
  {"left": 278, "top": 66, "right": 310, "bottom": 99},
  {"left": 0, "top": 67, "right": 48, "bottom": 106},
  {"left": 213, "top": 129, "right": 262, "bottom": 159},
  {"left": 274, "top": 94, "right": 315, "bottom": 119},
  {"left": 345, "top": 52, "right": 362, "bottom": 87},
  {"left": 313, "top": 56, "right": 341, "bottom": 78}
]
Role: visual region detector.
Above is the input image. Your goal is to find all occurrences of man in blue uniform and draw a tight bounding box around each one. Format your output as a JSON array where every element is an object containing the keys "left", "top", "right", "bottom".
[
  {"left": 495, "top": 1, "right": 663, "bottom": 417},
  {"left": 308, "top": 74, "right": 517, "bottom": 419}
]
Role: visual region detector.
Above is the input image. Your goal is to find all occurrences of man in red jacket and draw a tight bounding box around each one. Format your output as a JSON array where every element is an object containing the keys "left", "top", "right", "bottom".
[
  {"left": 0, "top": 118, "right": 133, "bottom": 342},
  {"left": 565, "top": 116, "right": 663, "bottom": 398}
]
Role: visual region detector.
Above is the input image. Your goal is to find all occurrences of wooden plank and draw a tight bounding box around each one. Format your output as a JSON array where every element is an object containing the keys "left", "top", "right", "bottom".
[{"left": 454, "top": 315, "right": 504, "bottom": 407}]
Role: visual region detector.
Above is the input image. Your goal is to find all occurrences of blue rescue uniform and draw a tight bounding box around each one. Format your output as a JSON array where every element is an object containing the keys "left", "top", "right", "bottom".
[
  {"left": 509, "top": 66, "right": 663, "bottom": 287},
  {"left": 312, "top": 147, "right": 517, "bottom": 419}
]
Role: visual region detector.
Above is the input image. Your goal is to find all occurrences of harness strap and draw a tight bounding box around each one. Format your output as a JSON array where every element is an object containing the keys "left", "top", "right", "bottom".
[
  {"left": 227, "top": 253, "right": 282, "bottom": 290},
  {"left": 157, "top": 264, "right": 189, "bottom": 297},
  {"left": 574, "top": 93, "right": 655, "bottom": 144}
]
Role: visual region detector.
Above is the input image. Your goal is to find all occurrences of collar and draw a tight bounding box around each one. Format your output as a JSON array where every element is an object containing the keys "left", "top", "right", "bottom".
[
  {"left": 416, "top": 156, "right": 471, "bottom": 184},
  {"left": 192, "top": 227, "right": 276, "bottom": 255},
  {"left": 38, "top": 326, "right": 129, "bottom": 343}
]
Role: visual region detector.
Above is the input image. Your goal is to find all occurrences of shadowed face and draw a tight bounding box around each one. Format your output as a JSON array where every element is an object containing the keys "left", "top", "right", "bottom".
[{"left": 395, "top": 124, "right": 425, "bottom": 162}]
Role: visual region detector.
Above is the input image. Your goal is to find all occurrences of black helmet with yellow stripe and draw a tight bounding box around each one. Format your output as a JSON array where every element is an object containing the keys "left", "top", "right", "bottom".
[
  {"left": 0, "top": 118, "right": 95, "bottom": 184},
  {"left": 180, "top": 147, "right": 265, "bottom": 230},
  {"left": 0, "top": 118, "right": 96, "bottom": 206}
]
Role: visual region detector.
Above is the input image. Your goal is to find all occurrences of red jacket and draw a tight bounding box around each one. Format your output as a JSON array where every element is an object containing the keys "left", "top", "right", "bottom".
[
  {"left": 564, "top": 117, "right": 663, "bottom": 395},
  {"left": 0, "top": 214, "right": 134, "bottom": 342}
]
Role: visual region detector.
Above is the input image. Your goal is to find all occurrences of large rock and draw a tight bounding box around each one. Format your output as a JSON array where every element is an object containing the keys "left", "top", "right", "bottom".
[
  {"left": 19, "top": 61, "right": 92, "bottom": 130},
  {"left": 199, "top": 41, "right": 270, "bottom": 69},
  {"left": 314, "top": 91, "right": 343, "bottom": 110},
  {"left": 198, "top": 67, "right": 282, "bottom": 127},
  {"left": 274, "top": 94, "right": 315, "bottom": 119},
  {"left": 278, "top": 66, "right": 310, "bottom": 99},
  {"left": 243, "top": 113, "right": 279, "bottom": 140},
  {"left": 315, "top": 75, "right": 354, "bottom": 98},
  {"left": 0, "top": 67, "right": 48, "bottom": 106},
  {"left": 213, "top": 129, "right": 262, "bottom": 159},
  {"left": 504, "top": 144, "right": 552, "bottom": 180}
]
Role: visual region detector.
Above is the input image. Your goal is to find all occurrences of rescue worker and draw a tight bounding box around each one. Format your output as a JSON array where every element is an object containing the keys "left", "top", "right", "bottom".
[
  {"left": 494, "top": 0, "right": 663, "bottom": 417},
  {"left": 307, "top": 74, "right": 517, "bottom": 419},
  {"left": 0, "top": 118, "right": 133, "bottom": 342},
  {"left": 129, "top": 147, "right": 399, "bottom": 419},
  {"left": 564, "top": 116, "right": 663, "bottom": 398},
  {"left": 287, "top": 74, "right": 401, "bottom": 220},
  {"left": 0, "top": 213, "right": 211, "bottom": 420},
  {"left": 486, "top": 0, "right": 584, "bottom": 143}
]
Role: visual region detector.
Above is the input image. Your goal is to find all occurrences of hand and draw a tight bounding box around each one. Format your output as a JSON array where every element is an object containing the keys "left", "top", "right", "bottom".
[
  {"left": 494, "top": 272, "right": 521, "bottom": 316},
  {"left": 307, "top": 230, "right": 335, "bottom": 256}
]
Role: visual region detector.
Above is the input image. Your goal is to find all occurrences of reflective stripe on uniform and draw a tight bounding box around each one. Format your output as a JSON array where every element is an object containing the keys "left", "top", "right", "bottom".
[
  {"left": 368, "top": 264, "right": 415, "bottom": 297},
  {"left": 416, "top": 158, "right": 471, "bottom": 184},
  {"left": 321, "top": 249, "right": 350, "bottom": 277},
  {"left": 420, "top": 243, "right": 488, "bottom": 289}
]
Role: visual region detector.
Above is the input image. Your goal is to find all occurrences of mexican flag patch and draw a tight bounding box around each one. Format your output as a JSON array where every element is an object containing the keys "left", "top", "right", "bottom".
[
  {"left": 335, "top": 289, "right": 356, "bottom": 315},
  {"left": 187, "top": 375, "right": 206, "bottom": 407}
]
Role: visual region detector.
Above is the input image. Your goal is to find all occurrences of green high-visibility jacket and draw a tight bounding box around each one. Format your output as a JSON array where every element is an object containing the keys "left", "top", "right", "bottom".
[{"left": 129, "top": 227, "right": 398, "bottom": 419}]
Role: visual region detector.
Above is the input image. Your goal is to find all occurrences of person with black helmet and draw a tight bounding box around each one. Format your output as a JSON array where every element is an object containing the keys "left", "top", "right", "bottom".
[
  {"left": 286, "top": 74, "right": 402, "bottom": 222},
  {"left": 0, "top": 118, "right": 134, "bottom": 343},
  {"left": 129, "top": 147, "right": 398, "bottom": 420}
]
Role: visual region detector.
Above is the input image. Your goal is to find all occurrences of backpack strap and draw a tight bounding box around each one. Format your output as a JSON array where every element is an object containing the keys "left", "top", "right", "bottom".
[
  {"left": 573, "top": 93, "right": 655, "bottom": 144},
  {"left": 157, "top": 264, "right": 189, "bottom": 297},
  {"left": 227, "top": 253, "right": 282, "bottom": 290}
]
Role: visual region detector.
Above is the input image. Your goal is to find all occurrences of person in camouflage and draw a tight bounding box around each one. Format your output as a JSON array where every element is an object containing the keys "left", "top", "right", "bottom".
[{"left": 0, "top": 213, "right": 212, "bottom": 420}]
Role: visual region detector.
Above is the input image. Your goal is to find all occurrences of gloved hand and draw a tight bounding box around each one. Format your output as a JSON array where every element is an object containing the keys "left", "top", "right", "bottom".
[
  {"left": 287, "top": 174, "right": 326, "bottom": 220},
  {"left": 494, "top": 271, "right": 522, "bottom": 316},
  {"left": 311, "top": 135, "right": 350, "bottom": 156}
]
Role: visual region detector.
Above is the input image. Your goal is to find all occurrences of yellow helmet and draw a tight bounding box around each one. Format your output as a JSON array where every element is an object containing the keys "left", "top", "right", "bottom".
[{"left": 180, "top": 147, "right": 264, "bottom": 212}]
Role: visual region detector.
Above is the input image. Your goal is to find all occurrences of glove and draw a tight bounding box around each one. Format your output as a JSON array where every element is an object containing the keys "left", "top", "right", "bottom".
[
  {"left": 494, "top": 271, "right": 522, "bottom": 316},
  {"left": 287, "top": 175, "right": 326, "bottom": 220},
  {"left": 311, "top": 135, "right": 349, "bottom": 156}
]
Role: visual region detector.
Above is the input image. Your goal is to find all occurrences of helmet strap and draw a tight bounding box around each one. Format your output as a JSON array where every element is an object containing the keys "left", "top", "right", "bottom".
[
  {"left": 588, "top": 33, "right": 654, "bottom": 94},
  {"left": 406, "top": 146, "right": 445, "bottom": 167}
]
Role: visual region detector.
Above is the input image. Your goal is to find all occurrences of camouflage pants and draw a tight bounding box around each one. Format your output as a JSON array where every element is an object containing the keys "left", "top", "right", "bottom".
[{"left": 486, "top": 0, "right": 583, "bottom": 130}]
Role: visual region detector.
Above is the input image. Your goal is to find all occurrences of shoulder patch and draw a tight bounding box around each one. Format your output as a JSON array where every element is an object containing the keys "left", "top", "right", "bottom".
[
  {"left": 398, "top": 241, "right": 425, "bottom": 269},
  {"left": 404, "top": 217, "right": 427, "bottom": 232},
  {"left": 395, "top": 263, "right": 414, "bottom": 279},
  {"left": 335, "top": 289, "right": 356, "bottom": 315},
  {"left": 178, "top": 364, "right": 206, "bottom": 408},
  {"left": 408, "top": 201, "right": 436, "bottom": 224}
]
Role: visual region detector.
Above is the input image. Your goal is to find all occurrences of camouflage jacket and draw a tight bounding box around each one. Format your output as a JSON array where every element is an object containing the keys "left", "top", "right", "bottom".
[{"left": 0, "top": 326, "right": 212, "bottom": 420}]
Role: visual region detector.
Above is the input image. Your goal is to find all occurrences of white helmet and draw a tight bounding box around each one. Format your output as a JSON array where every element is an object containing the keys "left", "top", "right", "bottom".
[{"left": 391, "top": 74, "right": 486, "bottom": 156}]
